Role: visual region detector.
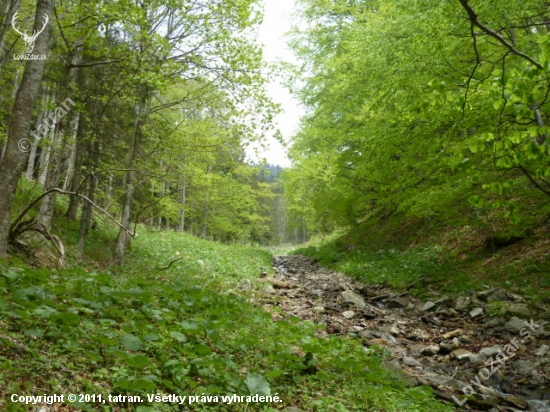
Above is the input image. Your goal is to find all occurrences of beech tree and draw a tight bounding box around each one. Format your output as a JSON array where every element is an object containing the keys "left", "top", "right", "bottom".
[{"left": 0, "top": 0, "right": 53, "bottom": 257}]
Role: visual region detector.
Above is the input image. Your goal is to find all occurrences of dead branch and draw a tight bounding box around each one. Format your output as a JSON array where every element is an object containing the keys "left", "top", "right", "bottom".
[{"left": 156, "top": 257, "right": 183, "bottom": 271}]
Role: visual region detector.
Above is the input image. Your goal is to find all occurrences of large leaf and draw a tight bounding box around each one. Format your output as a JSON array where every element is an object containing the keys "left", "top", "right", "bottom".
[
  {"left": 242, "top": 373, "right": 271, "bottom": 396},
  {"left": 121, "top": 333, "right": 143, "bottom": 351}
]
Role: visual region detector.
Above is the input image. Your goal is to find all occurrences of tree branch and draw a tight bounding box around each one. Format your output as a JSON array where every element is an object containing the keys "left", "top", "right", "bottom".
[{"left": 457, "top": 0, "right": 543, "bottom": 69}]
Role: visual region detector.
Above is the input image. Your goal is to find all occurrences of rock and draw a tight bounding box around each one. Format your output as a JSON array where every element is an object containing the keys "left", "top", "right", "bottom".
[
  {"left": 502, "top": 302, "right": 531, "bottom": 317},
  {"left": 367, "top": 338, "right": 388, "bottom": 346},
  {"left": 389, "top": 324, "right": 400, "bottom": 335},
  {"left": 403, "top": 356, "right": 422, "bottom": 367},
  {"left": 504, "top": 316, "right": 527, "bottom": 333},
  {"left": 468, "top": 354, "right": 486, "bottom": 364},
  {"left": 422, "top": 372, "right": 463, "bottom": 390},
  {"left": 341, "top": 290, "right": 366, "bottom": 308},
  {"left": 535, "top": 344, "right": 549, "bottom": 357},
  {"left": 528, "top": 400, "right": 550, "bottom": 412},
  {"left": 479, "top": 345, "right": 502, "bottom": 357},
  {"left": 383, "top": 359, "right": 402, "bottom": 372},
  {"left": 512, "top": 360, "right": 537, "bottom": 374},
  {"left": 469, "top": 307, "right": 484, "bottom": 318},
  {"left": 455, "top": 296, "right": 471, "bottom": 311},
  {"left": 342, "top": 310, "right": 355, "bottom": 319},
  {"left": 409, "top": 344, "right": 427, "bottom": 355},
  {"left": 420, "top": 301, "right": 436, "bottom": 311},
  {"left": 442, "top": 329, "right": 461, "bottom": 339},
  {"left": 478, "top": 287, "right": 509, "bottom": 302},
  {"left": 420, "top": 345, "right": 440, "bottom": 356},
  {"left": 439, "top": 343, "right": 459, "bottom": 354},
  {"left": 312, "top": 306, "right": 325, "bottom": 313},
  {"left": 359, "top": 329, "right": 383, "bottom": 339},
  {"left": 264, "top": 285, "right": 276, "bottom": 294},
  {"left": 348, "top": 325, "right": 364, "bottom": 333},
  {"left": 387, "top": 297, "right": 409, "bottom": 309},
  {"left": 451, "top": 348, "right": 472, "bottom": 360}
]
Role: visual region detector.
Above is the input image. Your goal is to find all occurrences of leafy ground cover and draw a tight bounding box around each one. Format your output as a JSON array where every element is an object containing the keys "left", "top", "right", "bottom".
[
  {"left": 295, "top": 211, "right": 550, "bottom": 303},
  {"left": 0, "top": 225, "right": 452, "bottom": 411}
]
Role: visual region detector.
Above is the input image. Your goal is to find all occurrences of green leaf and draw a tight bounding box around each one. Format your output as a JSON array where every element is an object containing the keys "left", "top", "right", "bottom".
[
  {"left": 121, "top": 333, "right": 143, "bottom": 351},
  {"left": 170, "top": 331, "right": 187, "bottom": 343},
  {"left": 242, "top": 373, "right": 271, "bottom": 396},
  {"left": 51, "top": 312, "right": 81, "bottom": 326},
  {"left": 125, "top": 354, "right": 150, "bottom": 369}
]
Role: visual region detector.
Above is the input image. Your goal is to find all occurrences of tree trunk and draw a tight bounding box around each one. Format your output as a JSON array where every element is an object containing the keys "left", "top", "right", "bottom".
[
  {"left": 65, "top": 111, "right": 87, "bottom": 219},
  {"left": 0, "top": 0, "right": 20, "bottom": 69},
  {"left": 179, "top": 180, "right": 186, "bottom": 231},
  {"left": 0, "top": 0, "right": 53, "bottom": 257},
  {"left": 115, "top": 92, "right": 149, "bottom": 265}
]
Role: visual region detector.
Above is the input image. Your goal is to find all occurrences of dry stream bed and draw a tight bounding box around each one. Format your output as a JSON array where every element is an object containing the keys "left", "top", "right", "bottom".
[{"left": 253, "top": 255, "right": 550, "bottom": 412}]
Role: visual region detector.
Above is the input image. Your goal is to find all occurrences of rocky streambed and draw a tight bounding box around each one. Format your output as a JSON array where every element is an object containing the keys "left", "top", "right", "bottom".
[{"left": 256, "top": 255, "right": 550, "bottom": 412}]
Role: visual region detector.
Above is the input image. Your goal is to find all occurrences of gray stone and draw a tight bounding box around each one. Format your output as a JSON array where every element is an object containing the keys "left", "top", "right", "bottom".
[
  {"left": 478, "top": 287, "right": 509, "bottom": 302},
  {"left": 420, "top": 301, "right": 436, "bottom": 311},
  {"left": 359, "top": 329, "right": 383, "bottom": 339},
  {"left": 535, "top": 344, "right": 549, "bottom": 357},
  {"left": 479, "top": 345, "right": 502, "bottom": 357},
  {"left": 403, "top": 356, "right": 422, "bottom": 367},
  {"left": 342, "top": 310, "right": 355, "bottom": 319},
  {"left": 312, "top": 306, "right": 325, "bottom": 313},
  {"left": 502, "top": 302, "right": 531, "bottom": 317},
  {"left": 409, "top": 344, "right": 427, "bottom": 354},
  {"left": 264, "top": 285, "right": 276, "bottom": 294},
  {"left": 420, "top": 345, "right": 440, "bottom": 356},
  {"left": 348, "top": 325, "right": 364, "bottom": 333},
  {"left": 439, "top": 343, "right": 459, "bottom": 354},
  {"left": 468, "top": 354, "right": 486, "bottom": 364},
  {"left": 469, "top": 307, "right": 484, "bottom": 318},
  {"left": 512, "top": 360, "right": 537, "bottom": 374},
  {"left": 504, "top": 316, "right": 527, "bottom": 333},
  {"left": 341, "top": 290, "right": 366, "bottom": 308},
  {"left": 455, "top": 296, "right": 470, "bottom": 311},
  {"left": 389, "top": 324, "right": 400, "bottom": 335},
  {"left": 387, "top": 297, "right": 409, "bottom": 309},
  {"left": 423, "top": 372, "right": 463, "bottom": 390},
  {"left": 451, "top": 348, "right": 472, "bottom": 360}
]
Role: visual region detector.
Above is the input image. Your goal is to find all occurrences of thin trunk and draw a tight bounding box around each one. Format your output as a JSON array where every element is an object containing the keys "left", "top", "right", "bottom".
[
  {"left": 115, "top": 93, "right": 149, "bottom": 265},
  {"left": 65, "top": 111, "right": 87, "bottom": 219},
  {"left": 179, "top": 180, "right": 186, "bottom": 231},
  {"left": 77, "top": 139, "right": 98, "bottom": 254},
  {"left": 37, "top": 43, "right": 81, "bottom": 230},
  {"left": 0, "top": 0, "right": 53, "bottom": 257},
  {"left": 0, "top": 0, "right": 20, "bottom": 69}
]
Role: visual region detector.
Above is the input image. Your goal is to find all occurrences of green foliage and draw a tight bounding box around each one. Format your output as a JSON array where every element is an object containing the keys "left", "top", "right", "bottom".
[{"left": 284, "top": 0, "right": 550, "bottom": 235}]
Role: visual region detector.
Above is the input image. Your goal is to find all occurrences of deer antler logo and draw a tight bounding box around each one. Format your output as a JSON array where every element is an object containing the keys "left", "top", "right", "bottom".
[{"left": 11, "top": 11, "right": 49, "bottom": 54}]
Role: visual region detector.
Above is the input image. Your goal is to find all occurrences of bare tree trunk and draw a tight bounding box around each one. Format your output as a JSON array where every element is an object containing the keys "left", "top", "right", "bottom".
[
  {"left": 0, "top": 0, "right": 53, "bottom": 257},
  {"left": 65, "top": 111, "right": 87, "bottom": 219},
  {"left": 77, "top": 139, "right": 98, "bottom": 254},
  {"left": 179, "top": 180, "right": 186, "bottom": 231},
  {"left": 115, "top": 93, "right": 149, "bottom": 265},
  {"left": 0, "top": 0, "right": 20, "bottom": 68},
  {"left": 37, "top": 43, "right": 81, "bottom": 230}
]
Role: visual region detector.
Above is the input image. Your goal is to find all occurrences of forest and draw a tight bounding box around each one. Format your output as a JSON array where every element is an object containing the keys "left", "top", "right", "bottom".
[{"left": 0, "top": 0, "right": 549, "bottom": 411}]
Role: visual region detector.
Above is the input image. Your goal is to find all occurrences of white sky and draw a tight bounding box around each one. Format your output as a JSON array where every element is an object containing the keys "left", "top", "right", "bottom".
[{"left": 249, "top": 0, "right": 303, "bottom": 168}]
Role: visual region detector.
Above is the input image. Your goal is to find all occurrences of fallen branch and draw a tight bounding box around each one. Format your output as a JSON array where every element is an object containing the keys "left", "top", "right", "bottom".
[
  {"left": 10, "top": 188, "right": 134, "bottom": 240},
  {"left": 156, "top": 257, "right": 182, "bottom": 271}
]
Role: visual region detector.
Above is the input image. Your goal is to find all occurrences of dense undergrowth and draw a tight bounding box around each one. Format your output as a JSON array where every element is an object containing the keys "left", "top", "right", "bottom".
[
  {"left": 296, "top": 209, "right": 550, "bottom": 303},
  {"left": 0, "top": 218, "right": 452, "bottom": 411}
]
